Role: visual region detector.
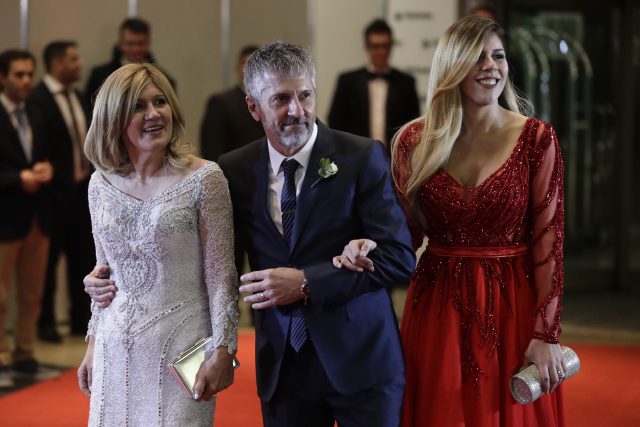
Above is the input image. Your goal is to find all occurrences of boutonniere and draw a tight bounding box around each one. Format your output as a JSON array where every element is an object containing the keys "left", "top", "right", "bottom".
[{"left": 311, "top": 157, "right": 338, "bottom": 188}]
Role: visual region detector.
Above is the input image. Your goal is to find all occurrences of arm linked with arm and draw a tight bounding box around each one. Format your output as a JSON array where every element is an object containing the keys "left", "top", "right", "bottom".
[{"left": 303, "top": 141, "right": 416, "bottom": 307}]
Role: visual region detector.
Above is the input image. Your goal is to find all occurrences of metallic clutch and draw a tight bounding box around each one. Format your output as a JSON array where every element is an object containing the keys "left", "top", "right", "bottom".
[
  {"left": 167, "top": 336, "right": 239, "bottom": 398},
  {"left": 510, "top": 345, "right": 580, "bottom": 404}
]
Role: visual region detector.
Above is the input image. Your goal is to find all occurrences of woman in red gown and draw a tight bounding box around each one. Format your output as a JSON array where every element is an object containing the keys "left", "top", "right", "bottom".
[{"left": 392, "top": 16, "right": 566, "bottom": 426}]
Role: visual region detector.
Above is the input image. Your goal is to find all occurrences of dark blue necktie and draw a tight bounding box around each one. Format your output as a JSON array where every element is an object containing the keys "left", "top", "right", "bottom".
[{"left": 281, "top": 158, "right": 307, "bottom": 352}]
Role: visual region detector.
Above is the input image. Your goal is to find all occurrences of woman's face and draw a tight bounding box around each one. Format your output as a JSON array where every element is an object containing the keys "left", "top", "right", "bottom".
[
  {"left": 123, "top": 83, "right": 173, "bottom": 156},
  {"left": 459, "top": 32, "right": 508, "bottom": 108}
]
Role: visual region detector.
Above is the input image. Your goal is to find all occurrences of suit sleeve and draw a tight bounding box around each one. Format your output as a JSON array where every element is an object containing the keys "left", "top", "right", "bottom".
[
  {"left": 327, "top": 74, "right": 349, "bottom": 132},
  {"left": 303, "top": 141, "right": 416, "bottom": 307},
  {"left": 200, "top": 96, "right": 227, "bottom": 161},
  {"left": 406, "top": 76, "right": 421, "bottom": 121}
]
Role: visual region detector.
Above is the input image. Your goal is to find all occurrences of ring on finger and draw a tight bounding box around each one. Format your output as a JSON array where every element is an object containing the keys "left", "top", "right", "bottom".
[
  {"left": 260, "top": 292, "right": 265, "bottom": 300},
  {"left": 340, "top": 255, "right": 349, "bottom": 263}
]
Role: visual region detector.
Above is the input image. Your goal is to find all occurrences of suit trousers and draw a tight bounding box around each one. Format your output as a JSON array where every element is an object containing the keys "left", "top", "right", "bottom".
[
  {"left": 0, "top": 220, "right": 49, "bottom": 365},
  {"left": 261, "top": 341, "right": 405, "bottom": 427},
  {"left": 39, "top": 178, "right": 94, "bottom": 335}
]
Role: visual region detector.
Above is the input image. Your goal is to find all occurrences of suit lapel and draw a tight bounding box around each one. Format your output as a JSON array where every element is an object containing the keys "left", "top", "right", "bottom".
[
  {"left": 290, "top": 122, "right": 337, "bottom": 254},
  {"left": 252, "top": 139, "right": 284, "bottom": 245},
  {"left": 0, "top": 104, "right": 29, "bottom": 165}
]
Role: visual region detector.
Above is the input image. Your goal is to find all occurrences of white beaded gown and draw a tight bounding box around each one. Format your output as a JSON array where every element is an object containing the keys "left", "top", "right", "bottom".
[{"left": 85, "top": 162, "right": 239, "bottom": 427}]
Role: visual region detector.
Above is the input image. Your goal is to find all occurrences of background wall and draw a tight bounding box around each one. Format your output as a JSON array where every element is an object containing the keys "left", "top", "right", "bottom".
[{"left": 1, "top": 0, "right": 459, "bottom": 150}]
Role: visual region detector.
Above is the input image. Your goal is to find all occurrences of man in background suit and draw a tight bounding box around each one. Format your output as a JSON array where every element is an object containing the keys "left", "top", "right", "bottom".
[
  {"left": 82, "top": 42, "right": 415, "bottom": 426},
  {"left": 0, "top": 49, "right": 58, "bottom": 387},
  {"left": 200, "top": 45, "right": 264, "bottom": 162},
  {"left": 85, "top": 17, "right": 176, "bottom": 107},
  {"left": 30, "top": 41, "right": 94, "bottom": 342},
  {"left": 328, "top": 19, "right": 420, "bottom": 147}
]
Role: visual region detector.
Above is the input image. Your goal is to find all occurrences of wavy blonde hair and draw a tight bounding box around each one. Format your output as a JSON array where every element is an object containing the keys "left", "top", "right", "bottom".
[
  {"left": 392, "top": 16, "right": 528, "bottom": 203},
  {"left": 85, "top": 63, "right": 192, "bottom": 175}
]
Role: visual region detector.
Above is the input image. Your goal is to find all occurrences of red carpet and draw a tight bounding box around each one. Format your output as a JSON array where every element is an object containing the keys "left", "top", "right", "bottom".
[{"left": 0, "top": 336, "right": 638, "bottom": 426}]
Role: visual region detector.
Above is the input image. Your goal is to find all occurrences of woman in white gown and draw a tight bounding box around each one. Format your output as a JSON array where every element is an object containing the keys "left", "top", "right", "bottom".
[{"left": 77, "top": 63, "right": 239, "bottom": 426}]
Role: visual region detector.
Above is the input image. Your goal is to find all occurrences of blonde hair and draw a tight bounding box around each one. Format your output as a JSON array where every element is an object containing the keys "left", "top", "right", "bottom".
[
  {"left": 85, "top": 63, "right": 192, "bottom": 175},
  {"left": 392, "top": 16, "right": 528, "bottom": 203}
]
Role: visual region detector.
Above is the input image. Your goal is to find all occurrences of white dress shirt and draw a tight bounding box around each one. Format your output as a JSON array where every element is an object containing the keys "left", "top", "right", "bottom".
[
  {"left": 266, "top": 123, "right": 318, "bottom": 234},
  {"left": 1, "top": 92, "right": 33, "bottom": 162},
  {"left": 367, "top": 66, "right": 389, "bottom": 144}
]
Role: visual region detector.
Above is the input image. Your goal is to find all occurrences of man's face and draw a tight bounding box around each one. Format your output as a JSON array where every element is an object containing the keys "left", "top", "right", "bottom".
[
  {"left": 247, "top": 72, "right": 316, "bottom": 155},
  {"left": 58, "top": 46, "right": 82, "bottom": 84},
  {"left": 120, "top": 29, "right": 150, "bottom": 62},
  {"left": 366, "top": 32, "right": 392, "bottom": 71},
  {"left": 0, "top": 58, "right": 35, "bottom": 103}
]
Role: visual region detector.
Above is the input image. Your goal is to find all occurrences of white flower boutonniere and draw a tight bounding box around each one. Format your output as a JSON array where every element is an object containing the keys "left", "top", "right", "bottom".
[{"left": 311, "top": 157, "right": 338, "bottom": 188}]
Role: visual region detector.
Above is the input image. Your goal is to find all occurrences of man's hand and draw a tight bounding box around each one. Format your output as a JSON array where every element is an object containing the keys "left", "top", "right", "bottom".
[
  {"left": 78, "top": 336, "right": 95, "bottom": 397},
  {"left": 84, "top": 264, "right": 117, "bottom": 308},
  {"left": 332, "top": 238, "right": 377, "bottom": 272},
  {"left": 20, "top": 169, "right": 41, "bottom": 193},
  {"left": 192, "top": 347, "right": 235, "bottom": 401},
  {"left": 240, "top": 268, "right": 305, "bottom": 309},
  {"left": 32, "top": 161, "right": 53, "bottom": 184}
]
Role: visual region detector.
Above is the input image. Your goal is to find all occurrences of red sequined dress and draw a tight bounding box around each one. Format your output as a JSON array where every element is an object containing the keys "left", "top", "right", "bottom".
[{"left": 394, "top": 118, "right": 566, "bottom": 427}]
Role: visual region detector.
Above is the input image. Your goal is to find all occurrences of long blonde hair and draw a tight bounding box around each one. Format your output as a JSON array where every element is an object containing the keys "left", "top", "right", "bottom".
[
  {"left": 85, "top": 63, "right": 192, "bottom": 175},
  {"left": 392, "top": 16, "right": 527, "bottom": 203}
]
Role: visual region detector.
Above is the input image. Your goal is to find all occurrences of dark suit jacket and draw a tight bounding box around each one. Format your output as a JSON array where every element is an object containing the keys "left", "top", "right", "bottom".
[
  {"left": 85, "top": 47, "right": 176, "bottom": 110},
  {"left": 219, "top": 121, "right": 415, "bottom": 401},
  {"left": 328, "top": 67, "right": 421, "bottom": 145},
  {"left": 200, "top": 85, "right": 264, "bottom": 161},
  {"left": 0, "top": 101, "right": 51, "bottom": 240},
  {"left": 29, "top": 82, "right": 85, "bottom": 197}
]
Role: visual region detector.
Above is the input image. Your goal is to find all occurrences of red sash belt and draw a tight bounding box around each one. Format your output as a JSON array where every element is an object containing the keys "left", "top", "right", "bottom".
[{"left": 426, "top": 243, "right": 528, "bottom": 258}]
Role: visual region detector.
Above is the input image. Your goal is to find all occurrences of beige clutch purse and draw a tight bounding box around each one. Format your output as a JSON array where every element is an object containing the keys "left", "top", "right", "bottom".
[{"left": 168, "top": 336, "right": 239, "bottom": 398}]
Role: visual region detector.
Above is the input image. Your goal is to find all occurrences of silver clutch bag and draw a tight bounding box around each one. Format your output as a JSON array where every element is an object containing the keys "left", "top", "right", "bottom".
[
  {"left": 510, "top": 345, "right": 580, "bottom": 404},
  {"left": 167, "top": 336, "right": 239, "bottom": 398}
]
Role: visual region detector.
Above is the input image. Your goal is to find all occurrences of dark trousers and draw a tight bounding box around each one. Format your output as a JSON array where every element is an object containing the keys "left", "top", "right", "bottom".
[
  {"left": 261, "top": 342, "right": 404, "bottom": 427},
  {"left": 39, "top": 178, "right": 94, "bottom": 335}
]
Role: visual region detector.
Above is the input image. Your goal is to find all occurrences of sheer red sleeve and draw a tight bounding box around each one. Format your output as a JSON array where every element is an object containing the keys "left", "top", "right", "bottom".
[
  {"left": 528, "top": 122, "right": 565, "bottom": 343},
  {"left": 392, "top": 124, "right": 426, "bottom": 251}
]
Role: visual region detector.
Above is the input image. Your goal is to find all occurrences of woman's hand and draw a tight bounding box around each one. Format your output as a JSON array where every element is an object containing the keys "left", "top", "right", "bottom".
[
  {"left": 523, "top": 339, "right": 566, "bottom": 394},
  {"left": 78, "top": 336, "right": 95, "bottom": 397},
  {"left": 332, "top": 239, "right": 377, "bottom": 272},
  {"left": 192, "top": 347, "right": 235, "bottom": 401}
]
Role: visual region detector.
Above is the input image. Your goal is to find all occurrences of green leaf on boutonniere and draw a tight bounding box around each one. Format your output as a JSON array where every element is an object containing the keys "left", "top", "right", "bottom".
[{"left": 311, "top": 157, "right": 338, "bottom": 188}]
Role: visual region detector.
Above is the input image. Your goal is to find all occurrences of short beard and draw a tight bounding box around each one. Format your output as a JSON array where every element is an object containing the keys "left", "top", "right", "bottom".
[{"left": 273, "top": 117, "right": 312, "bottom": 149}]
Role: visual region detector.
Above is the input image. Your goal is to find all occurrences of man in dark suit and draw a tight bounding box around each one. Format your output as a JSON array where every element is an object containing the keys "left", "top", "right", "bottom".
[
  {"left": 85, "top": 17, "right": 176, "bottom": 108},
  {"left": 328, "top": 19, "right": 421, "bottom": 147},
  {"left": 200, "top": 45, "right": 264, "bottom": 162},
  {"left": 29, "top": 41, "right": 94, "bottom": 342},
  {"left": 220, "top": 42, "right": 415, "bottom": 426},
  {"left": 0, "top": 49, "right": 58, "bottom": 386},
  {"left": 82, "top": 42, "right": 415, "bottom": 426}
]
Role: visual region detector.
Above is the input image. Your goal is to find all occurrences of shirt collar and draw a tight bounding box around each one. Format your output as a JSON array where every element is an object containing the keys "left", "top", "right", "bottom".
[
  {"left": 267, "top": 122, "right": 318, "bottom": 175},
  {"left": 43, "top": 74, "right": 66, "bottom": 94},
  {"left": 0, "top": 92, "right": 24, "bottom": 113}
]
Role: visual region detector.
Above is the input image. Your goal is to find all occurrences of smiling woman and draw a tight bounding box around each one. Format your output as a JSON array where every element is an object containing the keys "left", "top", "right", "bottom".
[
  {"left": 78, "top": 63, "right": 239, "bottom": 426},
  {"left": 391, "top": 16, "right": 567, "bottom": 427}
]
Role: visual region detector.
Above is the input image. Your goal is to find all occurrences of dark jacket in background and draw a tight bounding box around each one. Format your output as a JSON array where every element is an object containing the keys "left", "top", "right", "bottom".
[
  {"left": 0, "top": 102, "right": 51, "bottom": 240},
  {"left": 328, "top": 67, "right": 421, "bottom": 147},
  {"left": 85, "top": 46, "right": 176, "bottom": 110},
  {"left": 199, "top": 85, "right": 264, "bottom": 161}
]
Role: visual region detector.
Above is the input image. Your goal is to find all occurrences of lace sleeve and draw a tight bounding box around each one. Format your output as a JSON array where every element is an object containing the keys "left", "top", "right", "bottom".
[
  {"left": 528, "top": 122, "right": 564, "bottom": 343},
  {"left": 393, "top": 124, "right": 425, "bottom": 250},
  {"left": 198, "top": 164, "right": 239, "bottom": 354},
  {"left": 86, "top": 173, "right": 107, "bottom": 340}
]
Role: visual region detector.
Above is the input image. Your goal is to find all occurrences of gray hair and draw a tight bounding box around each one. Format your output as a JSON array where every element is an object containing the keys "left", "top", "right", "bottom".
[{"left": 243, "top": 41, "right": 316, "bottom": 100}]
